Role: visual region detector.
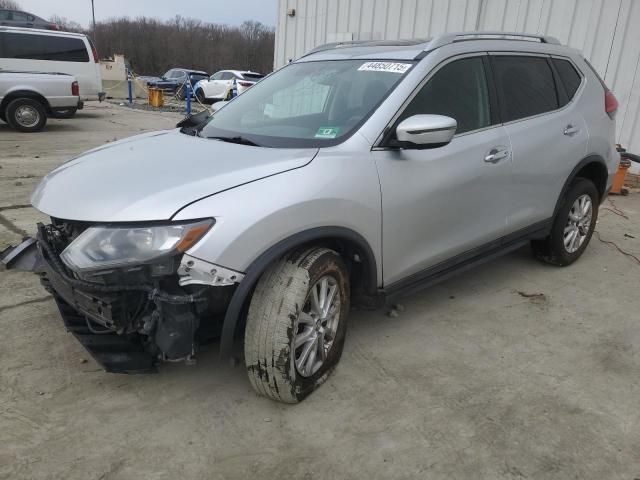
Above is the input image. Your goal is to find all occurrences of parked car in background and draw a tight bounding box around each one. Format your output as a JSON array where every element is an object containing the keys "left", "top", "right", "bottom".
[
  {"left": 0, "top": 9, "right": 59, "bottom": 30},
  {"left": 2, "top": 32, "right": 618, "bottom": 403},
  {"left": 146, "top": 68, "right": 209, "bottom": 99},
  {"left": 0, "top": 70, "right": 80, "bottom": 131},
  {"left": 0, "top": 27, "right": 104, "bottom": 115},
  {"left": 194, "top": 70, "right": 264, "bottom": 103}
]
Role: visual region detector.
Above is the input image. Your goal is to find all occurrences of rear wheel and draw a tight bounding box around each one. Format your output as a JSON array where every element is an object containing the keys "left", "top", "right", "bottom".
[
  {"left": 244, "top": 247, "right": 350, "bottom": 403},
  {"left": 6, "top": 98, "right": 47, "bottom": 132},
  {"left": 532, "top": 178, "right": 599, "bottom": 266}
]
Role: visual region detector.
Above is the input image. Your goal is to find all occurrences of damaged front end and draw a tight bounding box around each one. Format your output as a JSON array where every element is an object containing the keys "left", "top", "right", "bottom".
[{"left": 1, "top": 219, "right": 242, "bottom": 373}]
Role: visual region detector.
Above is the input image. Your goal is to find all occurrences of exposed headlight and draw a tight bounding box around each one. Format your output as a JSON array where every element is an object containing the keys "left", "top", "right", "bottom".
[{"left": 60, "top": 220, "right": 213, "bottom": 272}]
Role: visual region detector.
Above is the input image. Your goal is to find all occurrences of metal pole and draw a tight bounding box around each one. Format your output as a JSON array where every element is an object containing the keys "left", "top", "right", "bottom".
[
  {"left": 91, "top": 0, "right": 96, "bottom": 41},
  {"left": 186, "top": 82, "right": 191, "bottom": 114},
  {"left": 127, "top": 68, "right": 133, "bottom": 106}
]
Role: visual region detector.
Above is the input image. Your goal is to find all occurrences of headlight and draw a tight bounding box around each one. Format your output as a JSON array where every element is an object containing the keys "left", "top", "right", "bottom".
[{"left": 60, "top": 219, "right": 213, "bottom": 271}]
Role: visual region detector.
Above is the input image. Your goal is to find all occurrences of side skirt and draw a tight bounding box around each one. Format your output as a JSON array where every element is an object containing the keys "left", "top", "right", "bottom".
[{"left": 382, "top": 219, "right": 552, "bottom": 304}]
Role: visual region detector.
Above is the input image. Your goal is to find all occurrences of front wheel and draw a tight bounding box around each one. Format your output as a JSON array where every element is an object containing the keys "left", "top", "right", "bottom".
[
  {"left": 244, "top": 247, "right": 350, "bottom": 403},
  {"left": 532, "top": 178, "right": 599, "bottom": 266},
  {"left": 195, "top": 88, "right": 206, "bottom": 104}
]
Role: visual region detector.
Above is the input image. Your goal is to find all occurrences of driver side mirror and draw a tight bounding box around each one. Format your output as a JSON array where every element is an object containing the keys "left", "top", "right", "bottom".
[{"left": 395, "top": 114, "right": 457, "bottom": 148}]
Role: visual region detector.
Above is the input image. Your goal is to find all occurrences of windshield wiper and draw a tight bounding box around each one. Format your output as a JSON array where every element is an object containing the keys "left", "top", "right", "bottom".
[{"left": 207, "top": 135, "right": 261, "bottom": 147}]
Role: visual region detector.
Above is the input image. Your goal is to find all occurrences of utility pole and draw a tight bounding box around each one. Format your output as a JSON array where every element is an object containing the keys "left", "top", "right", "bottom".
[{"left": 91, "top": 0, "right": 96, "bottom": 41}]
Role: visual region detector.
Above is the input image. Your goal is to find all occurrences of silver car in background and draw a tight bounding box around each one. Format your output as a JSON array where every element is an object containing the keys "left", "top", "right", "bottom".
[{"left": 2, "top": 32, "right": 619, "bottom": 403}]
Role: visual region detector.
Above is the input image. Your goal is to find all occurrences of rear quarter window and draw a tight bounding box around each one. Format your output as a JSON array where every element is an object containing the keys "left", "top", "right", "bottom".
[
  {"left": 552, "top": 58, "right": 582, "bottom": 101},
  {"left": 0, "top": 32, "right": 89, "bottom": 62}
]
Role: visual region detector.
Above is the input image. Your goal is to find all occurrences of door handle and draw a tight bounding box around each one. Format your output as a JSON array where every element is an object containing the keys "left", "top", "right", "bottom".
[
  {"left": 484, "top": 147, "right": 509, "bottom": 163},
  {"left": 564, "top": 124, "right": 580, "bottom": 136}
]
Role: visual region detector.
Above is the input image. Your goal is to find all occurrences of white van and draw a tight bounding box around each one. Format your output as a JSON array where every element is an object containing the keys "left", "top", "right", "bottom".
[{"left": 0, "top": 27, "right": 104, "bottom": 111}]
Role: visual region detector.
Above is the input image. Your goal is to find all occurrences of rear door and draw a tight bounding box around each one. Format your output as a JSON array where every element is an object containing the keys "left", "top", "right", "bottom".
[
  {"left": 373, "top": 54, "right": 513, "bottom": 285},
  {"left": 491, "top": 54, "right": 589, "bottom": 231},
  {"left": 205, "top": 71, "right": 226, "bottom": 97}
]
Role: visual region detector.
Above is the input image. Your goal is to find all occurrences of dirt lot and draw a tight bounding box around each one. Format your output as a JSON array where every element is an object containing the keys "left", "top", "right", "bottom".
[{"left": 1, "top": 103, "right": 639, "bottom": 480}]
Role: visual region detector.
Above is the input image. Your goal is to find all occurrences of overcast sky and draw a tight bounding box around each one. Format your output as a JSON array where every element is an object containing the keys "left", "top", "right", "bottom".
[{"left": 18, "top": 0, "right": 278, "bottom": 27}]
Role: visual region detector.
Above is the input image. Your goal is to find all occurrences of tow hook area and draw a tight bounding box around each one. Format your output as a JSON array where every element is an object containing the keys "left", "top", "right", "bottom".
[{"left": 177, "top": 254, "right": 245, "bottom": 287}]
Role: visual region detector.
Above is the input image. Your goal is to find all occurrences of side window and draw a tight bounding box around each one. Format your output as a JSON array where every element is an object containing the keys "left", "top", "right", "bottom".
[
  {"left": 492, "top": 56, "right": 559, "bottom": 122},
  {"left": 12, "top": 11, "right": 29, "bottom": 21},
  {"left": 174, "top": 70, "right": 187, "bottom": 80},
  {"left": 221, "top": 72, "right": 235, "bottom": 81},
  {"left": 552, "top": 58, "right": 582, "bottom": 102},
  {"left": 210, "top": 72, "right": 223, "bottom": 80},
  {"left": 0, "top": 32, "right": 89, "bottom": 62},
  {"left": 0, "top": 10, "right": 11, "bottom": 20},
  {"left": 399, "top": 56, "right": 491, "bottom": 134}
]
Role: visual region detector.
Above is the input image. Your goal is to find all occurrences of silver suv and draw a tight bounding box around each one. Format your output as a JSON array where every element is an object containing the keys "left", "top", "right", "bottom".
[{"left": 3, "top": 32, "right": 619, "bottom": 403}]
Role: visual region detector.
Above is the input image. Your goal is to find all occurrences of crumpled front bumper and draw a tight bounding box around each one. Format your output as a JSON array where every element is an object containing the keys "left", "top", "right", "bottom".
[
  {"left": 2, "top": 236, "right": 157, "bottom": 373},
  {"left": 2, "top": 230, "right": 234, "bottom": 374}
]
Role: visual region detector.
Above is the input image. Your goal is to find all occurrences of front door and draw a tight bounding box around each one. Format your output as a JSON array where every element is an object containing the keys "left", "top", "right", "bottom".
[{"left": 373, "top": 55, "right": 512, "bottom": 286}]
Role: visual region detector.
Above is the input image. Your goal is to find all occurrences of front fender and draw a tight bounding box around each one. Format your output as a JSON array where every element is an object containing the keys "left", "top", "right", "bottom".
[{"left": 172, "top": 145, "right": 383, "bottom": 358}]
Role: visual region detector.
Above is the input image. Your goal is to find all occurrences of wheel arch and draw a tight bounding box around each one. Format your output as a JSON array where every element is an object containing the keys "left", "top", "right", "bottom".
[
  {"left": 0, "top": 90, "right": 51, "bottom": 115},
  {"left": 219, "top": 226, "right": 378, "bottom": 359},
  {"left": 554, "top": 155, "right": 609, "bottom": 216}
]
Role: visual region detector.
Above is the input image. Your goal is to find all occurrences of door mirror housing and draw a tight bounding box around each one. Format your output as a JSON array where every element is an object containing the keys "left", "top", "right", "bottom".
[{"left": 395, "top": 114, "right": 457, "bottom": 148}]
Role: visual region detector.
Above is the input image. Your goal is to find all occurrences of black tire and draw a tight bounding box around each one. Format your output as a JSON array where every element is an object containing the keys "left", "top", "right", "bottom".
[
  {"left": 244, "top": 247, "right": 350, "bottom": 403},
  {"left": 50, "top": 108, "right": 78, "bottom": 119},
  {"left": 176, "top": 86, "right": 186, "bottom": 100},
  {"left": 531, "top": 178, "right": 599, "bottom": 266},
  {"left": 6, "top": 98, "right": 47, "bottom": 132},
  {"left": 0, "top": 110, "right": 6, "bottom": 123},
  {"left": 195, "top": 88, "right": 206, "bottom": 104}
]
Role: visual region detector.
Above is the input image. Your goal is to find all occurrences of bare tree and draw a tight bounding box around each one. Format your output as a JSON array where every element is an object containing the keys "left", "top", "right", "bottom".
[
  {"left": 0, "top": 0, "right": 21, "bottom": 9},
  {"left": 93, "top": 16, "right": 275, "bottom": 76},
  {"left": 49, "top": 15, "right": 83, "bottom": 32}
]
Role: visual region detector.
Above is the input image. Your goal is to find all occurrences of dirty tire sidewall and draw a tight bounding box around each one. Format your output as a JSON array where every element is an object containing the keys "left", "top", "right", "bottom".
[
  {"left": 7, "top": 98, "right": 47, "bottom": 132},
  {"left": 244, "top": 248, "right": 350, "bottom": 403},
  {"left": 535, "top": 178, "right": 599, "bottom": 266}
]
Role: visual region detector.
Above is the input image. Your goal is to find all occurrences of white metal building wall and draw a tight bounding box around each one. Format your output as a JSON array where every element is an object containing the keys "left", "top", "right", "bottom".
[{"left": 275, "top": 0, "right": 640, "bottom": 154}]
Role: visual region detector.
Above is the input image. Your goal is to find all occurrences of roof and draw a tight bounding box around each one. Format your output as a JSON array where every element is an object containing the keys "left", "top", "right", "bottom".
[{"left": 0, "top": 25, "right": 87, "bottom": 38}]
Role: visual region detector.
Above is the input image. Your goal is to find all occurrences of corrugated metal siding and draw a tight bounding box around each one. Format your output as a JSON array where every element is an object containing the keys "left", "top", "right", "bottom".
[{"left": 275, "top": 0, "right": 640, "bottom": 153}]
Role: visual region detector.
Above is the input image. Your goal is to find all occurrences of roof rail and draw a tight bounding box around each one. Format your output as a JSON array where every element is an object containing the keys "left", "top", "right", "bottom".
[
  {"left": 303, "top": 38, "right": 431, "bottom": 57},
  {"left": 425, "top": 31, "right": 561, "bottom": 51}
]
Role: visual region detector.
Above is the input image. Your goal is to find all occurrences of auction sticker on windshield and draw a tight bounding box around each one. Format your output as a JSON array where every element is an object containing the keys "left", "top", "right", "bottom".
[
  {"left": 315, "top": 127, "right": 340, "bottom": 139},
  {"left": 357, "top": 62, "right": 412, "bottom": 74}
]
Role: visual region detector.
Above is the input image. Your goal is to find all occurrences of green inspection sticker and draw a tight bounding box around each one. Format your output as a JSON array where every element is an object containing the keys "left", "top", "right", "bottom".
[{"left": 315, "top": 127, "right": 340, "bottom": 139}]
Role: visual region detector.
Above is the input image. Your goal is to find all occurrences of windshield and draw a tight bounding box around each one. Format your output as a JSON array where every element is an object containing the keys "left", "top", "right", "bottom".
[{"left": 200, "top": 59, "right": 415, "bottom": 148}]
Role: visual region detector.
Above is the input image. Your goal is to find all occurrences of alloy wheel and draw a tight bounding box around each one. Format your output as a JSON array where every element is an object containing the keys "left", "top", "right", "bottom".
[
  {"left": 293, "top": 275, "right": 341, "bottom": 377},
  {"left": 564, "top": 194, "right": 593, "bottom": 253}
]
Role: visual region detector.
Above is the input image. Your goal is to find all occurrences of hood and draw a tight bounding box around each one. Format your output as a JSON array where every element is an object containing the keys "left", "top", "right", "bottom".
[{"left": 31, "top": 130, "right": 317, "bottom": 222}]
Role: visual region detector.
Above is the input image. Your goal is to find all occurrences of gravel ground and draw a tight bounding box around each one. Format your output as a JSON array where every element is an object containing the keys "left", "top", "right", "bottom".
[{"left": 1, "top": 102, "right": 639, "bottom": 480}]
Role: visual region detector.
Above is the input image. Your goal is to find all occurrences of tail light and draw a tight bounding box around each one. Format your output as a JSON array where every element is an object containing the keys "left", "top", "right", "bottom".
[
  {"left": 48, "top": 23, "right": 60, "bottom": 30},
  {"left": 605, "top": 90, "right": 618, "bottom": 118},
  {"left": 238, "top": 81, "right": 253, "bottom": 88},
  {"left": 91, "top": 45, "right": 99, "bottom": 63},
  {"left": 71, "top": 81, "right": 79, "bottom": 96}
]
